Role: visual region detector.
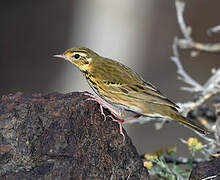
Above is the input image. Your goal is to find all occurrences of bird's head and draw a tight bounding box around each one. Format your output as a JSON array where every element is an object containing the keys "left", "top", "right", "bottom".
[{"left": 54, "top": 47, "right": 99, "bottom": 71}]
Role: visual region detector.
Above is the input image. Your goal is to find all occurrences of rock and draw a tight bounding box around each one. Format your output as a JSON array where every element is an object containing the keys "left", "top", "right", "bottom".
[
  {"left": 0, "top": 92, "right": 149, "bottom": 180},
  {"left": 189, "top": 156, "right": 220, "bottom": 180}
]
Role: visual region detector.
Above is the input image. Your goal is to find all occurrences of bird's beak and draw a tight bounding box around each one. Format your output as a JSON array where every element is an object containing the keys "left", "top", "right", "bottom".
[
  {"left": 53, "top": 54, "right": 64, "bottom": 58},
  {"left": 53, "top": 54, "right": 72, "bottom": 63},
  {"left": 53, "top": 54, "right": 70, "bottom": 61}
]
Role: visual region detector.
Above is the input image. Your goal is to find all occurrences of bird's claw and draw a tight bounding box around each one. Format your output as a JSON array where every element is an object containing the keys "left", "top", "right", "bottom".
[
  {"left": 108, "top": 115, "right": 126, "bottom": 142},
  {"left": 85, "top": 96, "right": 107, "bottom": 121},
  {"left": 84, "top": 92, "right": 126, "bottom": 142}
]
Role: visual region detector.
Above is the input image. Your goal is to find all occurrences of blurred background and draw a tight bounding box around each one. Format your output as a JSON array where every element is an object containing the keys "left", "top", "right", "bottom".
[{"left": 1, "top": 0, "right": 220, "bottom": 155}]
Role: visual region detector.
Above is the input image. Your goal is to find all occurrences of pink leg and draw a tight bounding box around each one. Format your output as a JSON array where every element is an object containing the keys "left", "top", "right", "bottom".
[
  {"left": 109, "top": 114, "right": 141, "bottom": 142},
  {"left": 107, "top": 115, "right": 125, "bottom": 141},
  {"left": 84, "top": 92, "right": 141, "bottom": 141},
  {"left": 84, "top": 92, "right": 122, "bottom": 118},
  {"left": 87, "top": 97, "right": 107, "bottom": 120}
]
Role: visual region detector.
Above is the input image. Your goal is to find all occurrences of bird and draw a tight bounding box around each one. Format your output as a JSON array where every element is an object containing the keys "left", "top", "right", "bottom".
[{"left": 54, "top": 47, "right": 208, "bottom": 139}]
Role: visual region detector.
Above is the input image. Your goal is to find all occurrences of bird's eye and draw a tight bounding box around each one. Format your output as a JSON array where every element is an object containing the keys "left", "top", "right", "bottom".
[{"left": 73, "top": 54, "right": 80, "bottom": 59}]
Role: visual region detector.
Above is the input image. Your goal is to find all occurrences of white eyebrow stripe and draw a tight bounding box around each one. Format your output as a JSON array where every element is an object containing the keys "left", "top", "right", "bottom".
[{"left": 73, "top": 52, "right": 87, "bottom": 57}]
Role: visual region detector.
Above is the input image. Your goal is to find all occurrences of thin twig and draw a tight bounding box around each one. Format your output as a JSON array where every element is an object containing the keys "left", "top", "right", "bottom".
[
  {"left": 170, "top": 38, "right": 220, "bottom": 116},
  {"left": 178, "top": 68, "right": 220, "bottom": 115},
  {"left": 202, "top": 175, "right": 217, "bottom": 180},
  {"left": 207, "top": 25, "right": 220, "bottom": 36},
  {"left": 175, "top": 0, "right": 192, "bottom": 42},
  {"left": 171, "top": 38, "right": 204, "bottom": 93},
  {"left": 192, "top": 42, "right": 220, "bottom": 53},
  {"left": 202, "top": 69, "right": 220, "bottom": 96},
  {"left": 125, "top": 116, "right": 170, "bottom": 125},
  {"left": 175, "top": 0, "right": 220, "bottom": 53}
]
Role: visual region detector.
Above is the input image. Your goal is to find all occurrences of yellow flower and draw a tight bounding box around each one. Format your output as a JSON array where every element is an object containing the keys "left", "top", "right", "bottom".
[
  {"left": 144, "top": 154, "right": 158, "bottom": 161},
  {"left": 144, "top": 161, "right": 153, "bottom": 169},
  {"left": 200, "top": 119, "right": 208, "bottom": 126},
  {"left": 154, "top": 146, "right": 177, "bottom": 156},
  {"left": 195, "top": 142, "right": 202, "bottom": 151},
  {"left": 187, "top": 137, "right": 198, "bottom": 147},
  {"left": 187, "top": 137, "right": 202, "bottom": 151},
  {"left": 166, "top": 146, "right": 177, "bottom": 155}
]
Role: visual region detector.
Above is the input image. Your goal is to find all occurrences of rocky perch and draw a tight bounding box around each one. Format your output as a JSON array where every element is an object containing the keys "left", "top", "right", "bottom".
[
  {"left": 189, "top": 156, "right": 220, "bottom": 180},
  {"left": 0, "top": 92, "right": 149, "bottom": 180},
  {"left": 0, "top": 92, "right": 220, "bottom": 179}
]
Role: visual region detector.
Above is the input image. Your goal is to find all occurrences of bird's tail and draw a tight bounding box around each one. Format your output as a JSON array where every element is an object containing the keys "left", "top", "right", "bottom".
[{"left": 170, "top": 111, "right": 209, "bottom": 135}]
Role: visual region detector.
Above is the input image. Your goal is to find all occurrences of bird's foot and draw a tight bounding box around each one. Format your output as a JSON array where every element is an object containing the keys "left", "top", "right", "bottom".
[
  {"left": 84, "top": 93, "right": 126, "bottom": 141},
  {"left": 110, "top": 114, "right": 141, "bottom": 142},
  {"left": 84, "top": 92, "right": 122, "bottom": 119},
  {"left": 84, "top": 92, "right": 141, "bottom": 142},
  {"left": 108, "top": 115, "right": 126, "bottom": 142}
]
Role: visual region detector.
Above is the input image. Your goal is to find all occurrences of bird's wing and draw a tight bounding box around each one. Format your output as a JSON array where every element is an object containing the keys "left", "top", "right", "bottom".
[
  {"left": 104, "top": 81, "right": 179, "bottom": 110},
  {"left": 91, "top": 57, "right": 179, "bottom": 109}
]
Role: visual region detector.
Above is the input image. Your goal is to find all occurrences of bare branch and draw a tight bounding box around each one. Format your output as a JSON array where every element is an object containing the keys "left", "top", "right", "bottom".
[
  {"left": 171, "top": 46, "right": 220, "bottom": 151},
  {"left": 202, "top": 175, "right": 217, "bottom": 180},
  {"left": 175, "top": 0, "right": 220, "bottom": 53},
  {"left": 207, "top": 25, "right": 220, "bottom": 36},
  {"left": 171, "top": 38, "right": 204, "bottom": 93},
  {"left": 178, "top": 68, "right": 220, "bottom": 115},
  {"left": 203, "top": 69, "right": 220, "bottom": 95},
  {"left": 170, "top": 38, "right": 220, "bottom": 116},
  {"left": 126, "top": 40, "right": 220, "bottom": 134},
  {"left": 192, "top": 42, "right": 220, "bottom": 53},
  {"left": 175, "top": 0, "right": 192, "bottom": 42},
  {"left": 125, "top": 116, "right": 170, "bottom": 125}
]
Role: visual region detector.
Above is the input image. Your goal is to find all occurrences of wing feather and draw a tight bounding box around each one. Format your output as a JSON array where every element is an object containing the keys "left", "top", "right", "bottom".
[{"left": 91, "top": 57, "right": 179, "bottom": 109}]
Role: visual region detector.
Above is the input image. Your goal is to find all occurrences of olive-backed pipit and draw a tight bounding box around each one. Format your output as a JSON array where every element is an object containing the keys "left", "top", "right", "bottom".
[{"left": 54, "top": 47, "right": 208, "bottom": 139}]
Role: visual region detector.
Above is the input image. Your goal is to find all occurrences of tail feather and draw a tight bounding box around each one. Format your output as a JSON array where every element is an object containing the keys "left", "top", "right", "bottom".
[{"left": 170, "top": 112, "right": 209, "bottom": 135}]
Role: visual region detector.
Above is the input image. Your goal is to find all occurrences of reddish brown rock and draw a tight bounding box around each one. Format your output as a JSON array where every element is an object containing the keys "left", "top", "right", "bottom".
[
  {"left": 189, "top": 157, "right": 220, "bottom": 180},
  {"left": 0, "top": 92, "right": 149, "bottom": 180}
]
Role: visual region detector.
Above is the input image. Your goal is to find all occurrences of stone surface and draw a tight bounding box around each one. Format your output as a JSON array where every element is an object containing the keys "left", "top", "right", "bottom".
[
  {"left": 0, "top": 92, "right": 149, "bottom": 180},
  {"left": 189, "top": 156, "right": 220, "bottom": 180}
]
